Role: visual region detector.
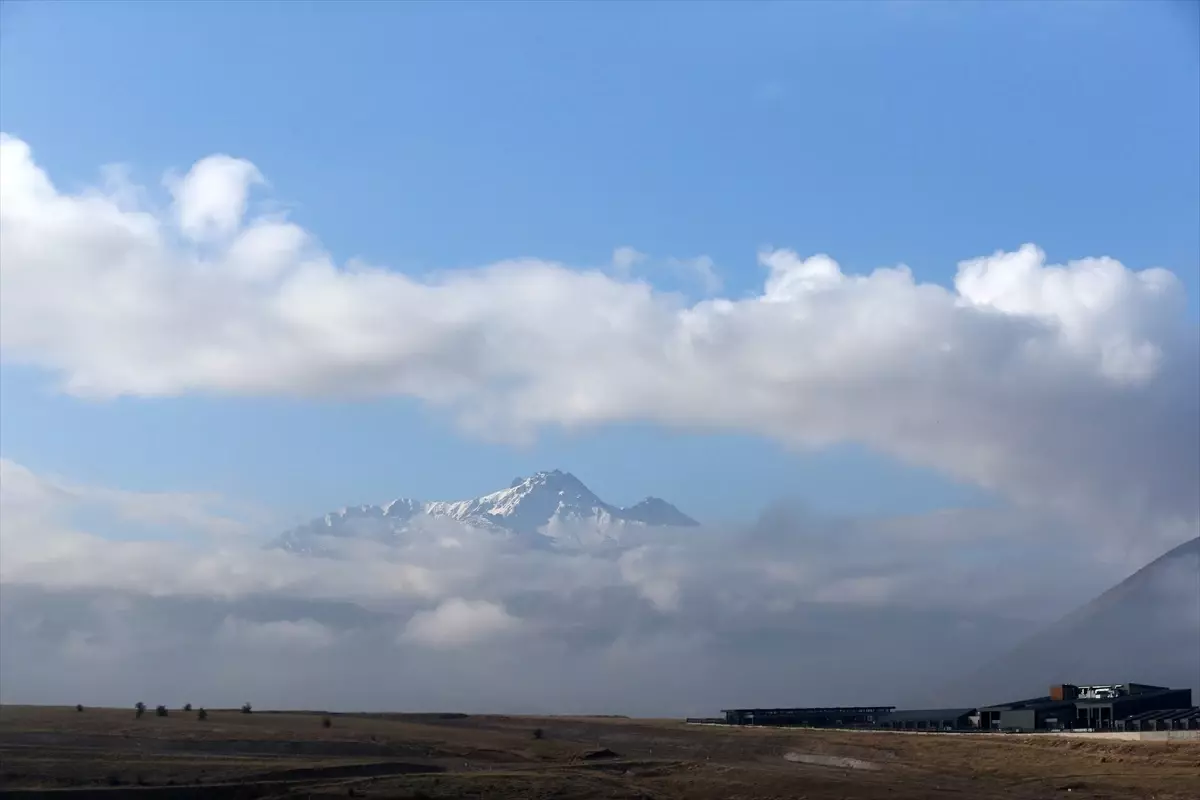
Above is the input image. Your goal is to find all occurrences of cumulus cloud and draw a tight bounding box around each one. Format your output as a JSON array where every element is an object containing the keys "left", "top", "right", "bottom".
[
  {"left": 166, "top": 154, "right": 263, "bottom": 241},
  {"left": 2, "top": 135, "right": 1194, "bottom": 551}
]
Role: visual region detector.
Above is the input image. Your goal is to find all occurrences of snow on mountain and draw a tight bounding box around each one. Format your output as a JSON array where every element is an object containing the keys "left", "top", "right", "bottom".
[{"left": 274, "top": 470, "right": 698, "bottom": 554}]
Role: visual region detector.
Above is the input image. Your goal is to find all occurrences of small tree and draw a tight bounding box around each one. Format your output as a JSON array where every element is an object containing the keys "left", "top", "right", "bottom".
[
  {"left": 532, "top": 727, "right": 544, "bottom": 740},
  {"left": 75, "top": 704, "right": 84, "bottom": 712},
  {"left": 241, "top": 702, "right": 253, "bottom": 715},
  {"left": 321, "top": 716, "right": 332, "bottom": 729},
  {"left": 197, "top": 708, "right": 208, "bottom": 721},
  {"left": 155, "top": 705, "right": 169, "bottom": 718},
  {"left": 183, "top": 703, "right": 192, "bottom": 712},
  {"left": 134, "top": 702, "right": 146, "bottom": 719}
]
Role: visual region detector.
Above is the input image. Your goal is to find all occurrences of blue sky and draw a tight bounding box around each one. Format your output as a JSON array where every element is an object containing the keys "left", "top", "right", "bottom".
[{"left": 1, "top": 0, "right": 1196, "bottom": 528}]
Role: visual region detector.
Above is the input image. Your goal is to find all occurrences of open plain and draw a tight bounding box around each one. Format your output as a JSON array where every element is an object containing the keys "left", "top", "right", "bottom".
[{"left": 1, "top": 705, "right": 1198, "bottom": 799}]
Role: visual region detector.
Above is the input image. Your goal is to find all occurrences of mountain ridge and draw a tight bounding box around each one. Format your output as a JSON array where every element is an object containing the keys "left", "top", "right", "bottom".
[{"left": 275, "top": 469, "right": 699, "bottom": 553}]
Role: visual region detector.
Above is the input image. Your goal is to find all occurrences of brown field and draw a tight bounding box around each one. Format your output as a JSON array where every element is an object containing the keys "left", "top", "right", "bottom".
[{"left": 1, "top": 705, "right": 1197, "bottom": 799}]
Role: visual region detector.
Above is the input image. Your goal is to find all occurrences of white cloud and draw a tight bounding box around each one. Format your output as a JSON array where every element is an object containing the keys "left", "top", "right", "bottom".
[
  {"left": 0, "top": 134, "right": 1196, "bottom": 550},
  {"left": 0, "top": 459, "right": 442, "bottom": 601},
  {"left": 167, "top": 154, "right": 263, "bottom": 241},
  {"left": 402, "top": 598, "right": 521, "bottom": 649},
  {"left": 0, "top": 459, "right": 1121, "bottom": 623},
  {"left": 618, "top": 545, "right": 684, "bottom": 612},
  {"left": 0, "top": 458, "right": 256, "bottom": 539}
]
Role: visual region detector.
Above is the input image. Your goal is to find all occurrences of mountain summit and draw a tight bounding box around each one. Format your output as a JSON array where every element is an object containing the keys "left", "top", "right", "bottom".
[{"left": 275, "top": 470, "right": 698, "bottom": 553}]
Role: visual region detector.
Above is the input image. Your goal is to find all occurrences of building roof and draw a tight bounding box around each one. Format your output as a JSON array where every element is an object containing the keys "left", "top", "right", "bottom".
[
  {"left": 1075, "top": 687, "right": 1189, "bottom": 706},
  {"left": 979, "top": 696, "right": 1074, "bottom": 712},
  {"left": 881, "top": 708, "right": 976, "bottom": 723},
  {"left": 1124, "top": 707, "right": 1200, "bottom": 723},
  {"left": 720, "top": 706, "right": 894, "bottom": 714}
]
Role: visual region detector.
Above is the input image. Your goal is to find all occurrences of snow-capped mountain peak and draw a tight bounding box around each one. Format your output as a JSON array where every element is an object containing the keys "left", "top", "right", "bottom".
[
  {"left": 274, "top": 470, "right": 698, "bottom": 554},
  {"left": 488, "top": 469, "right": 602, "bottom": 518}
]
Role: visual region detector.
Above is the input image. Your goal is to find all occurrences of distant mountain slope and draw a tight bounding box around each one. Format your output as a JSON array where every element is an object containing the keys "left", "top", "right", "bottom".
[
  {"left": 275, "top": 469, "right": 699, "bottom": 553},
  {"left": 940, "top": 537, "right": 1200, "bottom": 706}
]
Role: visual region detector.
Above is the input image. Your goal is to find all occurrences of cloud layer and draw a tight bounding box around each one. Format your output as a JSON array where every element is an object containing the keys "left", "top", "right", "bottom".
[
  {"left": 6, "top": 458, "right": 1189, "bottom": 714},
  {"left": 2, "top": 134, "right": 1195, "bottom": 550}
]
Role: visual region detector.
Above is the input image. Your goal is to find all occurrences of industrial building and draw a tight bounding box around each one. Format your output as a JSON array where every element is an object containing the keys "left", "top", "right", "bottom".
[
  {"left": 1067, "top": 683, "right": 1192, "bottom": 730},
  {"left": 973, "top": 683, "right": 1192, "bottom": 732},
  {"left": 1117, "top": 707, "right": 1200, "bottom": 731},
  {"left": 713, "top": 681, "right": 1194, "bottom": 733},
  {"left": 978, "top": 695, "right": 1076, "bottom": 731},
  {"left": 721, "top": 706, "right": 893, "bottom": 728},
  {"left": 875, "top": 708, "right": 978, "bottom": 731}
]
